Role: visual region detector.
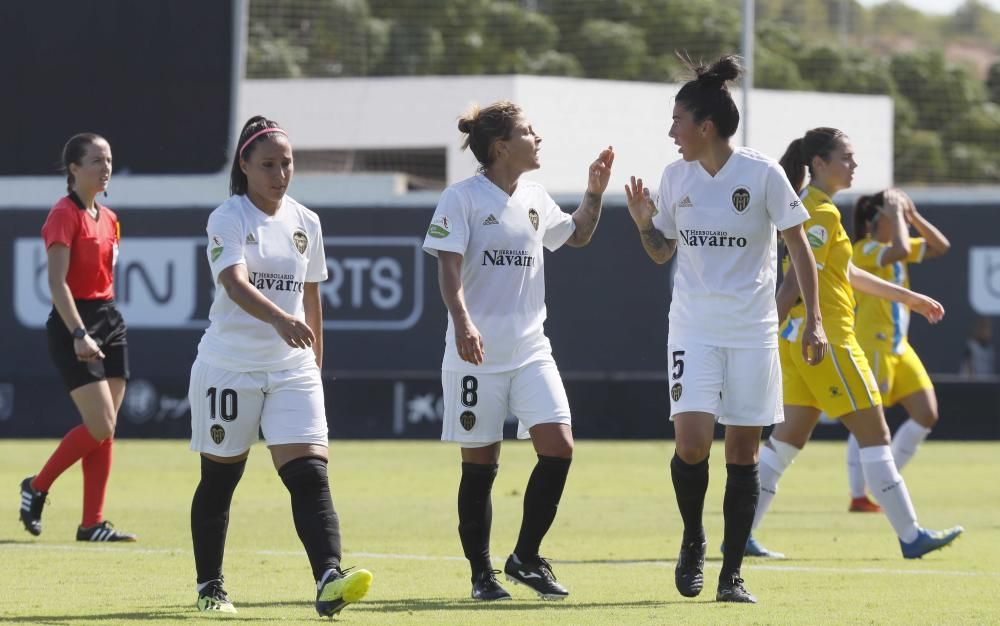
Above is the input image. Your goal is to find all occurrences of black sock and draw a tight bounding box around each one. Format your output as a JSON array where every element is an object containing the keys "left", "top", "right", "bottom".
[
  {"left": 514, "top": 455, "right": 572, "bottom": 562},
  {"left": 721, "top": 463, "right": 760, "bottom": 580},
  {"left": 670, "top": 453, "right": 709, "bottom": 545},
  {"left": 458, "top": 462, "right": 498, "bottom": 578},
  {"left": 278, "top": 456, "right": 342, "bottom": 582},
  {"left": 191, "top": 456, "right": 246, "bottom": 585}
]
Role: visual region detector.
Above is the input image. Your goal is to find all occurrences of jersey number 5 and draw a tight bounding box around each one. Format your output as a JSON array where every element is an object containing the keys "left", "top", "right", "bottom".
[
  {"left": 671, "top": 351, "right": 685, "bottom": 380},
  {"left": 207, "top": 387, "right": 238, "bottom": 422}
]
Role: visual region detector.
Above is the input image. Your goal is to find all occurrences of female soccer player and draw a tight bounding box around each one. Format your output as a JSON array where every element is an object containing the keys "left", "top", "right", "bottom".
[
  {"left": 750, "top": 127, "right": 963, "bottom": 559},
  {"left": 845, "top": 189, "right": 950, "bottom": 512},
  {"left": 187, "top": 116, "right": 371, "bottom": 616},
  {"left": 19, "top": 133, "right": 136, "bottom": 543},
  {"left": 423, "top": 100, "right": 613, "bottom": 602},
  {"left": 625, "top": 55, "right": 826, "bottom": 604}
]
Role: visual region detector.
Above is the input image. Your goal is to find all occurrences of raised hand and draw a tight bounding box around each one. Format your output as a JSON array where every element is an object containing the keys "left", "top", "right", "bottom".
[
  {"left": 587, "top": 146, "right": 615, "bottom": 195},
  {"left": 897, "top": 189, "right": 917, "bottom": 225},
  {"left": 881, "top": 187, "right": 905, "bottom": 216},
  {"left": 624, "top": 175, "right": 657, "bottom": 228}
]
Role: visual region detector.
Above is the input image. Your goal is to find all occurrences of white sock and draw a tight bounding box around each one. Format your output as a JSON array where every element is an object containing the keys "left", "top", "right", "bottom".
[
  {"left": 890, "top": 418, "right": 931, "bottom": 472},
  {"left": 845, "top": 433, "right": 867, "bottom": 498},
  {"left": 753, "top": 439, "right": 800, "bottom": 530},
  {"left": 859, "top": 445, "right": 920, "bottom": 543}
]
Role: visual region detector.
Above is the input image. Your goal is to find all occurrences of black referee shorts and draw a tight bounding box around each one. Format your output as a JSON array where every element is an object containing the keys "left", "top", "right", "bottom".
[{"left": 46, "top": 300, "right": 130, "bottom": 392}]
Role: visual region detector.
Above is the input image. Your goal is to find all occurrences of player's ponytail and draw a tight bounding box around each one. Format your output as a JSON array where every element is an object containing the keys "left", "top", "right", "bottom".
[
  {"left": 230, "top": 115, "right": 284, "bottom": 196},
  {"left": 674, "top": 54, "right": 743, "bottom": 139},
  {"left": 779, "top": 138, "right": 808, "bottom": 193},
  {"left": 457, "top": 100, "right": 522, "bottom": 172},
  {"left": 779, "top": 127, "right": 846, "bottom": 194},
  {"left": 61, "top": 133, "right": 105, "bottom": 195}
]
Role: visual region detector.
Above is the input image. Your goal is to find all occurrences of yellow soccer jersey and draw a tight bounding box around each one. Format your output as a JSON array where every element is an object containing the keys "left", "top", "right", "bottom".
[
  {"left": 780, "top": 186, "right": 856, "bottom": 346},
  {"left": 853, "top": 236, "right": 926, "bottom": 355}
]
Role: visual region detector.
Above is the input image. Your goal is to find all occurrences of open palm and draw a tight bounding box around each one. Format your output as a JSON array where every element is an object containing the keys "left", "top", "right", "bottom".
[{"left": 624, "top": 175, "right": 657, "bottom": 227}]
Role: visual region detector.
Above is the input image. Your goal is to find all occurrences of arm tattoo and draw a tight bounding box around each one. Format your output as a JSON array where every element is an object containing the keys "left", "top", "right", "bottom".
[
  {"left": 640, "top": 226, "right": 676, "bottom": 263},
  {"left": 579, "top": 192, "right": 602, "bottom": 223},
  {"left": 569, "top": 192, "right": 603, "bottom": 245},
  {"left": 641, "top": 226, "right": 666, "bottom": 250}
]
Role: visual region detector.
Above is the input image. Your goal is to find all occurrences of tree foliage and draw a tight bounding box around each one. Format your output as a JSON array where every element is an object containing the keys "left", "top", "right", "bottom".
[{"left": 247, "top": 0, "right": 1000, "bottom": 183}]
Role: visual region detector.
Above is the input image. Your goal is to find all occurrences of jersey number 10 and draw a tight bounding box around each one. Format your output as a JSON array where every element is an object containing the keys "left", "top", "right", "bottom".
[{"left": 206, "top": 387, "right": 238, "bottom": 422}]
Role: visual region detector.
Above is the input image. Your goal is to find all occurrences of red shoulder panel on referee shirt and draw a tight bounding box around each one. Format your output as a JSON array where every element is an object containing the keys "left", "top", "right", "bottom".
[{"left": 41, "top": 194, "right": 119, "bottom": 300}]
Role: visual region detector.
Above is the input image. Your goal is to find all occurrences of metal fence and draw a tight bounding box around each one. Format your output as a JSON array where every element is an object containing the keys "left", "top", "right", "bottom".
[{"left": 245, "top": 0, "right": 1000, "bottom": 185}]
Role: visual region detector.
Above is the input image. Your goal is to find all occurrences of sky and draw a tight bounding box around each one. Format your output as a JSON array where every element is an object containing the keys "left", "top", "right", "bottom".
[{"left": 856, "top": 0, "right": 1000, "bottom": 14}]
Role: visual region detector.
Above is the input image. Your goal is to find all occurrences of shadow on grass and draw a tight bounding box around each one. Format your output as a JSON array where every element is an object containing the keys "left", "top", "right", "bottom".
[
  {"left": 4, "top": 597, "right": 719, "bottom": 622},
  {"left": 235, "top": 598, "right": 691, "bottom": 613},
  {"left": 0, "top": 606, "right": 208, "bottom": 624},
  {"left": 556, "top": 557, "right": 674, "bottom": 565},
  {"left": 554, "top": 556, "right": 736, "bottom": 565},
  {"left": 557, "top": 555, "right": 909, "bottom": 565},
  {"left": 0, "top": 601, "right": 304, "bottom": 626},
  {"left": 343, "top": 597, "right": 689, "bottom": 613}
]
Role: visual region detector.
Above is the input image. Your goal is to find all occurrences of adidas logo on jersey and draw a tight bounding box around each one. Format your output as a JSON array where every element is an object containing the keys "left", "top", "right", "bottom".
[
  {"left": 483, "top": 214, "right": 499, "bottom": 226},
  {"left": 246, "top": 232, "right": 258, "bottom": 245},
  {"left": 678, "top": 195, "right": 694, "bottom": 208}
]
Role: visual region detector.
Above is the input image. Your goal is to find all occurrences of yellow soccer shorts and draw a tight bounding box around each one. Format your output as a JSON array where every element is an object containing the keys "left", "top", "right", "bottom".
[
  {"left": 860, "top": 341, "right": 934, "bottom": 407},
  {"left": 779, "top": 336, "right": 882, "bottom": 418}
]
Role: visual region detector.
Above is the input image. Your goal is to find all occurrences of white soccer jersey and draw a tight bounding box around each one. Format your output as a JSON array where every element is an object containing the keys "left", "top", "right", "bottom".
[
  {"left": 196, "top": 194, "right": 328, "bottom": 372},
  {"left": 422, "top": 174, "right": 576, "bottom": 373},
  {"left": 653, "top": 147, "right": 809, "bottom": 348}
]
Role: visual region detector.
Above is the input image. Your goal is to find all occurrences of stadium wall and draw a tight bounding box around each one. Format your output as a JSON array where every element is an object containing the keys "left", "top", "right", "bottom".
[
  {"left": 1, "top": 202, "right": 997, "bottom": 440},
  {"left": 241, "top": 76, "right": 894, "bottom": 196}
]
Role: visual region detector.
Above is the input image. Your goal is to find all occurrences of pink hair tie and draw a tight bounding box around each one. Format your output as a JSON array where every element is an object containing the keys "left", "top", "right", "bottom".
[{"left": 239, "top": 127, "right": 287, "bottom": 158}]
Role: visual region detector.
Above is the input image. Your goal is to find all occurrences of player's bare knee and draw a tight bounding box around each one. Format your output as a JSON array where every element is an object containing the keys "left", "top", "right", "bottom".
[
  {"left": 726, "top": 448, "right": 759, "bottom": 466},
  {"left": 543, "top": 441, "right": 573, "bottom": 459},
  {"left": 675, "top": 442, "right": 710, "bottom": 465},
  {"left": 855, "top": 429, "right": 890, "bottom": 447},
  {"left": 85, "top": 418, "right": 115, "bottom": 442}
]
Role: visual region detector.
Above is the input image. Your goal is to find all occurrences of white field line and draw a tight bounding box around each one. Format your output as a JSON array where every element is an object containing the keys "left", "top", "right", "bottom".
[{"left": 2, "top": 543, "right": 996, "bottom": 578}]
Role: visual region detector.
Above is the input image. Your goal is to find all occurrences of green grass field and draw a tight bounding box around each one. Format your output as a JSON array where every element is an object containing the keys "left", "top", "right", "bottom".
[{"left": 1, "top": 440, "right": 997, "bottom": 624}]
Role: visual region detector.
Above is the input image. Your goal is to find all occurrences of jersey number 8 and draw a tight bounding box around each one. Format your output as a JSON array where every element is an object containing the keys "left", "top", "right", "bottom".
[{"left": 461, "top": 376, "right": 478, "bottom": 407}]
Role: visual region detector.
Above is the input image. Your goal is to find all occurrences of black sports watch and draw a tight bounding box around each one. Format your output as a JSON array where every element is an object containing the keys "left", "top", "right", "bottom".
[{"left": 72, "top": 327, "right": 88, "bottom": 340}]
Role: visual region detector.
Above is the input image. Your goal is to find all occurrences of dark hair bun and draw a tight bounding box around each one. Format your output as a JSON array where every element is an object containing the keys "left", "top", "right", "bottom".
[
  {"left": 696, "top": 55, "right": 743, "bottom": 86},
  {"left": 457, "top": 104, "right": 481, "bottom": 135}
]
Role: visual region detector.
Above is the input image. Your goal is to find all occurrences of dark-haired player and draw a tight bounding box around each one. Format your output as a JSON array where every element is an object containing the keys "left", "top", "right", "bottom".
[
  {"left": 187, "top": 115, "right": 371, "bottom": 616},
  {"left": 626, "top": 55, "right": 827, "bottom": 604}
]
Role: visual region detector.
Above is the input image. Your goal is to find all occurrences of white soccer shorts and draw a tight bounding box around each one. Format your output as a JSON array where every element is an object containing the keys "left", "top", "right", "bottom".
[
  {"left": 665, "top": 340, "right": 784, "bottom": 426},
  {"left": 441, "top": 357, "right": 572, "bottom": 446},
  {"left": 189, "top": 358, "right": 329, "bottom": 456}
]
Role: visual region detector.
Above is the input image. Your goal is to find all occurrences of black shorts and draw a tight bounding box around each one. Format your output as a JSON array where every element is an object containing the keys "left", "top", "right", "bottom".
[{"left": 46, "top": 300, "right": 130, "bottom": 392}]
